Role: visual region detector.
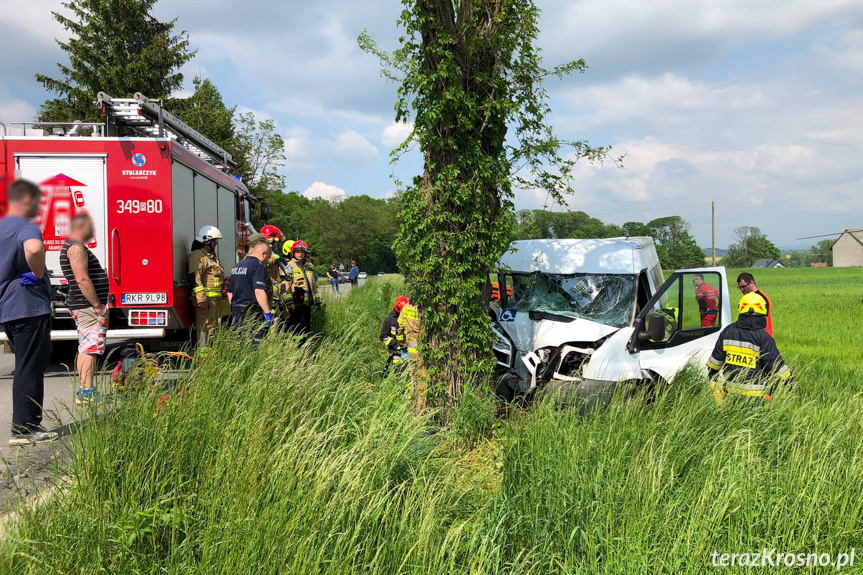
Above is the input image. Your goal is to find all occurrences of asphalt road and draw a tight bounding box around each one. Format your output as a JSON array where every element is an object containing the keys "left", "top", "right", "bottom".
[{"left": 0, "top": 346, "right": 96, "bottom": 446}]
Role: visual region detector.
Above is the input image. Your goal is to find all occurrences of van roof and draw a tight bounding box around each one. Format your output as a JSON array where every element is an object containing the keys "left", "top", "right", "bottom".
[{"left": 497, "top": 238, "right": 659, "bottom": 275}]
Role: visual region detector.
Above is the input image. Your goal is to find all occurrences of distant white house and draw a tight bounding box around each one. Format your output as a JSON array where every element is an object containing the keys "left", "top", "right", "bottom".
[
  {"left": 832, "top": 229, "right": 863, "bottom": 267},
  {"left": 752, "top": 258, "right": 785, "bottom": 269}
]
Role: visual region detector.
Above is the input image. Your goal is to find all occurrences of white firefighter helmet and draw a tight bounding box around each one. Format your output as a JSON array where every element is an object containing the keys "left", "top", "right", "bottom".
[{"left": 196, "top": 225, "right": 223, "bottom": 243}]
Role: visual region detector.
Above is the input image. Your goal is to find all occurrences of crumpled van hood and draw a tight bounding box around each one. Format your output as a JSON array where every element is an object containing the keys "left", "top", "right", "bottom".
[{"left": 495, "top": 308, "right": 620, "bottom": 352}]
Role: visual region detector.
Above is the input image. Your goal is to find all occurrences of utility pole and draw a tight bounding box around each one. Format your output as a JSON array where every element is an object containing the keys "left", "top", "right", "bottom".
[{"left": 711, "top": 201, "right": 716, "bottom": 267}]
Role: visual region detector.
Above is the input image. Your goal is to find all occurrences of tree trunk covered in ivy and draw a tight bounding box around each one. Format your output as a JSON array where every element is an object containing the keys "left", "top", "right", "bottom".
[{"left": 361, "top": 1, "right": 611, "bottom": 411}]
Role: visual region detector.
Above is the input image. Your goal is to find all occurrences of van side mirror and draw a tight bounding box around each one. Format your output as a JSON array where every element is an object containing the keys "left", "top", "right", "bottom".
[
  {"left": 260, "top": 200, "right": 270, "bottom": 222},
  {"left": 639, "top": 313, "right": 667, "bottom": 343}
]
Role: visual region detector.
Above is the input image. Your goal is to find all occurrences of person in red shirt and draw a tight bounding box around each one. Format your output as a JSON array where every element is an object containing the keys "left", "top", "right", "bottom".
[
  {"left": 692, "top": 274, "right": 720, "bottom": 327},
  {"left": 736, "top": 272, "right": 773, "bottom": 336}
]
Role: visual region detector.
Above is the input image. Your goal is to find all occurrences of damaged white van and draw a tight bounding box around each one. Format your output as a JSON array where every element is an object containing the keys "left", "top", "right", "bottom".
[{"left": 490, "top": 238, "right": 731, "bottom": 403}]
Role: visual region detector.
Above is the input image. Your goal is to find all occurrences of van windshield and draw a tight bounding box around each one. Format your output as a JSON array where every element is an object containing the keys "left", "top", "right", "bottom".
[{"left": 504, "top": 272, "right": 636, "bottom": 327}]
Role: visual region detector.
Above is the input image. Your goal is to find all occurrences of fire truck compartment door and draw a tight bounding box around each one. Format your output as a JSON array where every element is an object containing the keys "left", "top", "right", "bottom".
[{"left": 14, "top": 155, "right": 108, "bottom": 279}]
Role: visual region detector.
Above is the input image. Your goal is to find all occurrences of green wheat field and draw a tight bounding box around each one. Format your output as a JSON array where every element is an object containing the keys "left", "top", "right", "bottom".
[{"left": 1, "top": 267, "right": 862, "bottom": 574}]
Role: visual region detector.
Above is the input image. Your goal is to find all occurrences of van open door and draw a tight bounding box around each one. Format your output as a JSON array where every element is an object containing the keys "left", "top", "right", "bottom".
[{"left": 628, "top": 268, "right": 731, "bottom": 383}]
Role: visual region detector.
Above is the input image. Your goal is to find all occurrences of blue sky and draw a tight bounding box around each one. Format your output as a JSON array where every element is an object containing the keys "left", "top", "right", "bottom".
[{"left": 1, "top": 0, "right": 862, "bottom": 248}]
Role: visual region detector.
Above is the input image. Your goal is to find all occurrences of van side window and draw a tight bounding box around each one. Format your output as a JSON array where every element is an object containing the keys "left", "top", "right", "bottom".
[
  {"left": 650, "top": 264, "right": 665, "bottom": 292},
  {"left": 636, "top": 270, "right": 651, "bottom": 313},
  {"left": 643, "top": 271, "right": 723, "bottom": 344}
]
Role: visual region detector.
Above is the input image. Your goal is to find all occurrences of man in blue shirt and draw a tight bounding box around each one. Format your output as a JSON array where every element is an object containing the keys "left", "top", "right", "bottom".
[
  {"left": 348, "top": 260, "right": 359, "bottom": 288},
  {"left": 0, "top": 180, "right": 56, "bottom": 444},
  {"left": 227, "top": 233, "right": 273, "bottom": 344}
]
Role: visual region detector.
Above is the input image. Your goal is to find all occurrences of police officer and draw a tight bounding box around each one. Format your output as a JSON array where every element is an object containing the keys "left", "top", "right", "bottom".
[
  {"left": 380, "top": 296, "right": 409, "bottom": 375},
  {"left": 189, "top": 225, "right": 230, "bottom": 346},
  {"left": 280, "top": 240, "right": 322, "bottom": 342},
  {"left": 397, "top": 298, "right": 427, "bottom": 411},
  {"left": 227, "top": 233, "right": 274, "bottom": 344},
  {"left": 706, "top": 292, "right": 792, "bottom": 403}
]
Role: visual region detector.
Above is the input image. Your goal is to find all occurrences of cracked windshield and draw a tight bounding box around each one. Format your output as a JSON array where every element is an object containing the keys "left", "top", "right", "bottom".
[{"left": 505, "top": 273, "right": 636, "bottom": 327}]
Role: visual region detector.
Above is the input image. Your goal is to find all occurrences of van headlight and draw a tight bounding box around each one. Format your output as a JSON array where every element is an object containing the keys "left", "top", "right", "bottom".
[{"left": 491, "top": 323, "right": 514, "bottom": 368}]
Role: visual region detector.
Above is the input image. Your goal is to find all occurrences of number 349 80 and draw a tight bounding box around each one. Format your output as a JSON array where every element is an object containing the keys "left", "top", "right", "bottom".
[{"left": 116, "top": 199, "right": 163, "bottom": 214}]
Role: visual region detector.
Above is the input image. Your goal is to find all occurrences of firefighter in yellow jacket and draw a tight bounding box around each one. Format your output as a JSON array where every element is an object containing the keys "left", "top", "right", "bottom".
[
  {"left": 280, "top": 240, "right": 322, "bottom": 341},
  {"left": 260, "top": 225, "right": 290, "bottom": 325},
  {"left": 189, "top": 225, "right": 230, "bottom": 346},
  {"left": 397, "top": 298, "right": 428, "bottom": 412}
]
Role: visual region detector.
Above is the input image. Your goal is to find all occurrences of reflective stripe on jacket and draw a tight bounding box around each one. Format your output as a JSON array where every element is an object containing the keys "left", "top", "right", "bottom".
[
  {"left": 397, "top": 303, "right": 421, "bottom": 358},
  {"left": 189, "top": 249, "right": 226, "bottom": 303},
  {"left": 706, "top": 319, "right": 790, "bottom": 398}
]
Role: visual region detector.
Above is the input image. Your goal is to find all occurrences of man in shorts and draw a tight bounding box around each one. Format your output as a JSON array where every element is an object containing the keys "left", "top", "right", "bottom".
[{"left": 60, "top": 213, "right": 110, "bottom": 404}]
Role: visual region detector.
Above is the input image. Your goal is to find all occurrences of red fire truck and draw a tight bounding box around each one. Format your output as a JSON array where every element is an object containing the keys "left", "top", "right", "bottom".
[{"left": 0, "top": 93, "right": 263, "bottom": 348}]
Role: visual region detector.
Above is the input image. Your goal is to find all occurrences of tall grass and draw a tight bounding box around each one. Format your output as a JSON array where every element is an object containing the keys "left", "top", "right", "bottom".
[{"left": 2, "top": 269, "right": 862, "bottom": 574}]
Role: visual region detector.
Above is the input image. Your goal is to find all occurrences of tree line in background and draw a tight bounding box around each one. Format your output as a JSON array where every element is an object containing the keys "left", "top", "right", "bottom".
[
  {"left": 513, "top": 210, "right": 705, "bottom": 269},
  {"left": 721, "top": 227, "right": 833, "bottom": 267}
]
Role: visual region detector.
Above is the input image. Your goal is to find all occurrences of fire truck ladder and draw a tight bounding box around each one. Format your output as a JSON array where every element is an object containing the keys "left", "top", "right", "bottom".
[{"left": 97, "top": 92, "right": 237, "bottom": 172}]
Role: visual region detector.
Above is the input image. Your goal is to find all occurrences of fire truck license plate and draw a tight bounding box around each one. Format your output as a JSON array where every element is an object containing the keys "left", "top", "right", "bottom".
[{"left": 121, "top": 293, "right": 167, "bottom": 305}]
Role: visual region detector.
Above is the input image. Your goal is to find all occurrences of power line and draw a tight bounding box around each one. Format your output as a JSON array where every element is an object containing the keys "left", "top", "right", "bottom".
[{"left": 797, "top": 229, "right": 863, "bottom": 240}]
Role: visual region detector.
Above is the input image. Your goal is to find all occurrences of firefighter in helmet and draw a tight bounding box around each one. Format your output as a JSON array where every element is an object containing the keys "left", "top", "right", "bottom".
[
  {"left": 707, "top": 292, "right": 792, "bottom": 404},
  {"left": 189, "top": 225, "right": 230, "bottom": 346},
  {"left": 396, "top": 298, "right": 428, "bottom": 412},
  {"left": 380, "top": 296, "right": 409, "bottom": 375},
  {"left": 260, "top": 225, "right": 288, "bottom": 324},
  {"left": 280, "top": 239, "right": 322, "bottom": 342}
]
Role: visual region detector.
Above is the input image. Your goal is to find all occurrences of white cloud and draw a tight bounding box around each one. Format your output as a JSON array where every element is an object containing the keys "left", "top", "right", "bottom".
[
  {"left": 279, "top": 127, "right": 381, "bottom": 170},
  {"left": 303, "top": 181, "right": 347, "bottom": 202},
  {"left": 816, "top": 26, "right": 863, "bottom": 72},
  {"left": 328, "top": 129, "right": 379, "bottom": 165},
  {"left": 381, "top": 121, "right": 414, "bottom": 147},
  {"left": 539, "top": 0, "right": 861, "bottom": 76},
  {"left": 235, "top": 104, "right": 273, "bottom": 121},
  {"left": 0, "top": 90, "right": 37, "bottom": 124},
  {"left": 561, "top": 73, "right": 766, "bottom": 131},
  {"left": 0, "top": 0, "right": 68, "bottom": 44},
  {"left": 283, "top": 127, "right": 314, "bottom": 171}
]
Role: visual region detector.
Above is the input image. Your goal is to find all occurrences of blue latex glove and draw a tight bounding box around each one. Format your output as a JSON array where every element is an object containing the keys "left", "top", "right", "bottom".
[
  {"left": 264, "top": 312, "right": 274, "bottom": 327},
  {"left": 400, "top": 349, "right": 409, "bottom": 361},
  {"left": 19, "top": 272, "right": 41, "bottom": 286}
]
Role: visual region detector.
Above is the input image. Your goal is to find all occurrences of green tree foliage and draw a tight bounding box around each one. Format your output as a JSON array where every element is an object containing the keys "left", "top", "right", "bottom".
[
  {"left": 645, "top": 216, "right": 704, "bottom": 269},
  {"left": 233, "top": 113, "right": 286, "bottom": 196},
  {"left": 171, "top": 79, "right": 285, "bottom": 198},
  {"left": 170, "top": 76, "right": 236, "bottom": 149},
  {"left": 621, "top": 221, "right": 653, "bottom": 237},
  {"left": 36, "top": 0, "right": 194, "bottom": 123},
  {"left": 810, "top": 239, "right": 834, "bottom": 266},
  {"left": 254, "top": 192, "right": 400, "bottom": 276},
  {"left": 784, "top": 251, "right": 811, "bottom": 267},
  {"left": 514, "top": 210, "right": 621, "bottom": 241},
  {"left": 785, "top": 239, "right": 836, "bottom": 267},
  {"left": 361, "top": 1, "right": 613, "bottom": 408},
  {"left": 515, "top": 213, "right": 701, "bottom": 269},
  {"left": 724, "top": 226, "right": 781, "bottom": 267}
]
